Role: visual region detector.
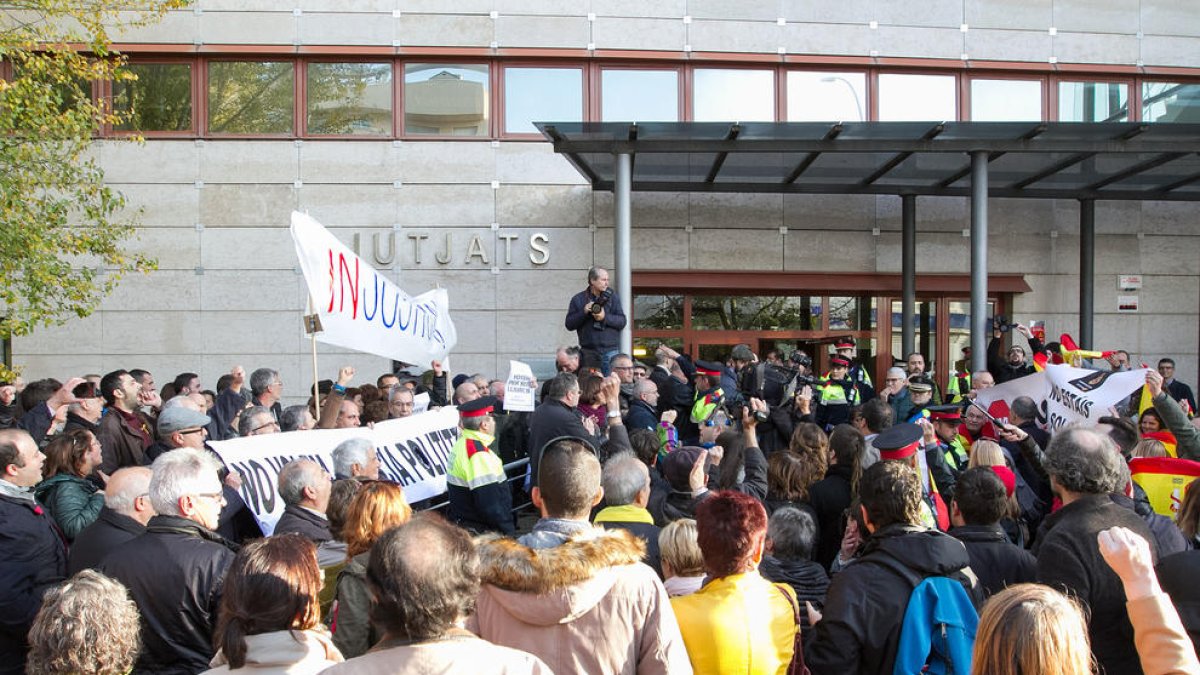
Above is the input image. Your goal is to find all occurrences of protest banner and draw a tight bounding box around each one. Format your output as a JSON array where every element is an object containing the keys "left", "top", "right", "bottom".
[
  {"left": 974, "top": 364, "right": 1149, "bottom": 431},
  {"left": 504, "top": 360, "right": 536, "bottom": 412},
  {"left": 209, "top": 407, "right": 460, "bottom": 534},
  {"left": 290, "top": 211, "right": 457, "bottom": 364},
  {"left": 1130, "top": 456, "right": 1200, "bottom": 519}
]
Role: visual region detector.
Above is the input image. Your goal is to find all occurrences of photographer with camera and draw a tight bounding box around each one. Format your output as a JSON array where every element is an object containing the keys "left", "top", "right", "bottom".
[
  {"left": 987, "top": 318, "right": 1043, "bottom": 384},
  {"left": 565, "top": 266, "right": 627, "bottom": 375}
]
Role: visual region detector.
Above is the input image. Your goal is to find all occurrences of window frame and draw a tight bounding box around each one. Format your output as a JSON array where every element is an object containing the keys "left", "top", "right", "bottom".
[
  {"left": 592, "top": 63, "right": 685, "bottom": 124},
  {"left": 399, "top": 59, "right": 496, "bottom": 140},
  {"left": 203, "top": 57, "right": 299, "bottom": 138},
  {"left": 690, "top": 63, "right": 780, "bottom": 123},
  {"left": 782, "top": 68, "right": 870, "bottom": 123},
  {"left": 964, "top": 72, "right": 1049, "bottom": 122},
  {"left": 1054, "top": 77, "right": 1135, "bottom": 123},
  {"left": 498, "top": 61, "right": 589, "bottom": 139},
  {"left": 300, "top": 58, "right": 397, "bottom": 139},
  {"left": 874, "top": 69, "right": 962, "bottom": 122}
]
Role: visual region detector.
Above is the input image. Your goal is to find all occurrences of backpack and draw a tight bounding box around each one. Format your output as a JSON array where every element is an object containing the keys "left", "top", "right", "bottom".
[{"left": 862, "top": 554, "right": 979, "bottom": 675}]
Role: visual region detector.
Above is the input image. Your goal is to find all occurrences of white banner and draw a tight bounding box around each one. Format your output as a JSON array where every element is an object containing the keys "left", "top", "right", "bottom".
[
  {"left": 208, "top": 407, "right": 460, "bottom": 535},
  {"left": 504, "top": 360, "right": 536, "bottom": 412},
  {"left": 974, "top": 365, "right": 1149, "bottom": 431},
  {"left": 290, "top": 211, "right": 457, "bottom": 364}
]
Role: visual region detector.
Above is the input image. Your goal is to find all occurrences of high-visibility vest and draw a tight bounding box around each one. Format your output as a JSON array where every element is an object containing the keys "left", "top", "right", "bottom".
[
  {"left": 447, "top": 428, "right": 504, "bottom": 490},
  {"left": 817, "top": 379, "right": 861, "bottom": 408},
  {"left": 691, "top": 387, "right": 724, "bottom": 424}
]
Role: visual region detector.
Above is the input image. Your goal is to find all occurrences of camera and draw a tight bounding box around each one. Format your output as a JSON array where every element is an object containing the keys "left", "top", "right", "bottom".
[
  {"left": 794, "top": 373, "right": 819, "bottom": 389},
  {"left": 730, "top": 402, "right": 769, "bottom": 424},
  {"left": 588, "top": 288, "right": 613, "bottom": 316},
  {"left": 992, "top": 314, "right": 1015, "bottom": 333}
]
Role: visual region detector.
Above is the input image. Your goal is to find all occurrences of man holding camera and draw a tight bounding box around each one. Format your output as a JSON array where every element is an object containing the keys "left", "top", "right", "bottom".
[
  {"left": 987, "top": 320, "right": 1041, "bottom": 384},
  {"left": 565, "top": 266, "right": 627, "bottom": 375}
]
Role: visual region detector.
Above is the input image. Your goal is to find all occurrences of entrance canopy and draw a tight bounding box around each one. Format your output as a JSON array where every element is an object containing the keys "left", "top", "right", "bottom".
[
  {"left": 537, "top": 121, "right": 1200, "bottom": 376},
  {"left": 537, "top": 121, "right": 1200, "bottom": 201}
]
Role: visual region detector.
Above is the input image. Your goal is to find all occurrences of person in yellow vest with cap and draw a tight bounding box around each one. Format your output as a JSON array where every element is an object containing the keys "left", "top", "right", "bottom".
[
  {"left": 690, "top": 360, "right": 726, "bottom": 426},
  {"left": 447, "top": 396, "right": 514, "bottom": 535},
  {"left": 928, "top": 405, "right": 970, "bottom": 487},
  {"left": 834, "top": 336, "right": 875, "bottom": 401},
  {"left": 815, "top": 355, "right": 863, "bottom": 431}
]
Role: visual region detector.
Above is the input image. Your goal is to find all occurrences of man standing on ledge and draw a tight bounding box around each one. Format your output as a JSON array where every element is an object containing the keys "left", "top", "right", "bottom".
[{"left": 565, "top": 266, "right": 626, "bottom": 374}]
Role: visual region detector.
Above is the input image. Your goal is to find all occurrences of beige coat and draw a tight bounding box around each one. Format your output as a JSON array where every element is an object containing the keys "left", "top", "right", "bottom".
[
  {"left": 321, "top": 629, "right": 552, "bottom": 675},
  {"left": 201, "top": 629, "right": 342, "bottom": 675},
  {"left": 468, "top": 526, "right": 693, "bottom": 675}
]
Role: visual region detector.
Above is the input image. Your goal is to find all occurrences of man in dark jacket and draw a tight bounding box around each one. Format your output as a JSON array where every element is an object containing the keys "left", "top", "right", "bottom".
[
  {"left": 273, "top": 459, "right": 339, "bottom": 564},
  {"left": 626, "top": 378, "right": 660, "bottom": 433},
  {"left": 69, "top": 466, "right": 155, "bottom": 574},
  {"left": 595, "top": 451, "right": 662, "bottom": 577},
  {"left": 101, "top": 448, "right": 239, "bottom": 675},
  {"left": 949, "top": 467, "right": 1036, "bottom": 598},
  {"left": 0, "top": 429, "right": 67, "bottom": 674},
  {"left": 806, "top": 460, "right": 981, "bottom": 675},
  {"left": 760, "top": 505, "right": 829, "bottom": 642},
  {"left": 564, "top": 266, "right": 626, "bottom": 374},
  {"left": 527, "top": 372, "right": 598, "bottom": 490},
  {"left": 96, "top": 369, "right": 155, "bottom": 474},
  {"left": 1033, "top": 427, "right": 1159, "bottom": 675}
]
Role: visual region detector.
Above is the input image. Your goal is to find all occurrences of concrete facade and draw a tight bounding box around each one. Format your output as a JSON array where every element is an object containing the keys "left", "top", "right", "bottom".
[{"left": 14, "top": 0, "right": 1200, "bottom": 400}]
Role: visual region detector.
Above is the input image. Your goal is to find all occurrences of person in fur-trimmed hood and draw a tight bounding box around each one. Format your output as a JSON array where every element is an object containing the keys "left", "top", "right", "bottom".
[{"left": 468, "top": 438, "right": 693, "bottom": 675}]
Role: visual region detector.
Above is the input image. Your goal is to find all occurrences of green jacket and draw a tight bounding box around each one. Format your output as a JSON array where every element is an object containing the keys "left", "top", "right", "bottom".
[
  {"left": 33, "top": 473, "right": 103, "bottom": 541},
  {"left": 1153, "top": 391, "right": 1200, "bottom": 461}
]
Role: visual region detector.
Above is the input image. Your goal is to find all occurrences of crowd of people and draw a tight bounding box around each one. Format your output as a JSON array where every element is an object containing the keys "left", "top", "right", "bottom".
[{"left": 2, "top": 268, "right": 1200, "bottom": 674}]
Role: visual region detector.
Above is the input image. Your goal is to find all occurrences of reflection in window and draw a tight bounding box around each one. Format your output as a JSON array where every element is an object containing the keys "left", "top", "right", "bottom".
[
  {"left": 1143, "top": 82, "right": 1200, "bottom": 123},
  {"left": 970, "top": 79, "right": 1042, "bottom": 121},
  {"left": 947, "top": 300, "right": 994, "bottom": 375},
  {"left": 633, "top": 295, "right": 684, "bottom": 330},
  {"left": 693, "top": 69, "right": 775, "bottom": 122},
  {"left": 828, "top": 297, "right": 875, "bottom": 331},
  {"left": 692, "top": 296, "right": 821, "bottom": 331},
  {"left": 207, "top": 61, "right": 294, "bottom": 134},
  {"left": 404, "top": 63, "right": 488, "bottom": 136},
  {"left": 114, "top": 63, "right": 192, "bottom": 131},
  {"left": 890, "top": 300, "right": 937, "bottom": 364},
  {"left": 787, "top": 72, "right": 865, "bottom": 122},
  {"left": 878, "top": 74, "right": 957, "bottom": 121},
  {"left": 307, "top": 62, "right": 392, "bottom": 135},
  {"left": 602, "top": 69, "right": 678, "bottom": 122},
  {"left": 1058, "top": 82, "right": 1128, "bottom": 122},
  {"left": 504, "top": 67, "right": 582, "bottom": 134}
]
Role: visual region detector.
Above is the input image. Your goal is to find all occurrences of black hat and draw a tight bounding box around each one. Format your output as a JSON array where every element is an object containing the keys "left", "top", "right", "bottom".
[
  {"left": 830, "top": 355, "right": 852, "bottom": 369},
  {"left": 458, "top": 396, "right": 497, "bottom": 418},
  {"left": 927, "top": 404, "right": 962, "bottom": 423},
  {"left": 834, "top": 337, "right": 856, "bottom": 349},
  {"left": 695, "top": 360, "right": 724, "bottom": 377},
  {"left": 662, "top": 447, "right": 706, "bottom": 491},
  {"left": 907, "top": 374, "right": 934, "bottom": 392},
  {"left": 874, "top": 423, "right": 924, "bottom": 460}
]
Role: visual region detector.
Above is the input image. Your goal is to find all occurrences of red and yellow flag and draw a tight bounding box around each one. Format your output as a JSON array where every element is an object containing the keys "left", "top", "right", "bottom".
[{"left": 1129, "top": 456, "right": 1200, "bottom": 519}]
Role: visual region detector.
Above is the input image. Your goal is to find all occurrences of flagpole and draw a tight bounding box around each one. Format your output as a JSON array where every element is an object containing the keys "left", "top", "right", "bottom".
[{"left": 307, "top": 295, "right": 321, "bottom": 414}]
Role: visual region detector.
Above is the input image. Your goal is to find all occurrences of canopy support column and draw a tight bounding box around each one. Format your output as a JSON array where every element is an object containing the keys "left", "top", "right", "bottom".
[
  {"left": 901, "top": 195, "right": 917, "bottom": 360},
  {"left": 1079, "top": 199, "right": 1095, "bottom": 349},
  {"left": 614, "top": 152, "right": 633, "bottom": 356},
  {"left": 970, "top": 151, "right": 989, "bottom": 374}
]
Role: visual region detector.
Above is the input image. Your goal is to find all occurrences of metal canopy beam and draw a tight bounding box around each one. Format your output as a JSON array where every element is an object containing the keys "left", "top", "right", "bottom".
[
  {"left": 704, "top": 124, "right": 741, "bottom": 183},
  {"left": 549, "top": 138, "right": 1195, "bottom": 155},
  {"left": 783, "top": 123, "right": 842, "bottom": 184},
  {"left": 862, "top": 123, "right": 944, "bottom": 186},
  {"left": 1157, "top": 167, "right": 1200, "bottom": 193},
  {"left": 585, "top": 180, "right": 1200, "bottom": 201},
  {"left": 1011, "top": 152, "right": 1097, "bottom": 189},
  {"left": 1083, "top": 152, "right": 1187, "bottom": 192}
]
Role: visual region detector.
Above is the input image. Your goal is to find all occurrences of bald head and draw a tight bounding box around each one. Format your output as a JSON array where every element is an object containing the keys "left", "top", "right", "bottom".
[{"left": 104, "top": 467, "right": 155, "bottom": 524}]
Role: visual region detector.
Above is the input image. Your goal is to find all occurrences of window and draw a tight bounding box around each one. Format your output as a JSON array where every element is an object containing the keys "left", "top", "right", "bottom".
[
  {"left": 306, "top": 62, "right": 392, "bottom": 136},
  {"left": 633, "top": 294, "right": 684, "bottom": 330},
  {"left": 970, "top": 79, "right": 1042, "bottom": 121},
  {"left": 692, "top": 296, "right": 821, "bottom": 331},
  {"left": 404, "top": 63, "right": 488, "bottom": 136},
  {"left": 601, "top": 69, "right": 679, "bottom": 122},
  {"left": 113, "top": 63, "right": 192, "bottom": 132},
  {"left": 828, "top": 296, "right": 875, "bottom": 330},
  {"left": 787, "top": 71, "right": 866, "bottom": 121},
  {"left": 878, "top": 73, "right": 958, "bottom": 121},
  {"left": 693, "top": 68, "right": 775, "bottom": 122},
  {"left": 1058, "top": 81, "right": 1128, "bottom": 122},
  {"left": 207, "top": 61, "right": 294, "bottom": 134},
  {"left": 1142, "top": 82, "right": 1200, "bottom": 123},
  {"left": 503, "top": 66, "right": 582, "bottom": 134}
]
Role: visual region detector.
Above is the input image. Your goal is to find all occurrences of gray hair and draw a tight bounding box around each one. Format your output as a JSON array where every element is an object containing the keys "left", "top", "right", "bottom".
[
  {"left": 1044, "top": 428, "right": 1125, "bottom": 495},
  {"left": 462, "top": 415, "right": 488, "bottom": 432},
  {"left": 148, "top": 448, "right": 222, "bottom": 517},
  {"left": 277, "top": 459, "right": 324, "bottom": 506},
  {"left": 602, "top": 452, "right": 649, "bottom": 506},
  {"left": 279, "top": 404, "right": 311, "bottom": 432},
  {"left": 104, "top": 467, "right": 153, "bottom": 515},
  {"left": 249, "top": 368, "right": 278, "bottom": 398},
  {"left": 767, "top": 506, "right": 818, "bottom": 562},
  {"left": 388, "top": 385, "right": 414, "bottom": 403},
  {"left": 886, "top": 366, "right": 906, "bottom": 380},
  {"left": 633, "top": 378, "right": 657, "bottom": 398},
  {"left": 332, "top": 437, "right": 374, "bottom": 480},
  {"left": 238, "top": 406, "right": 272, "bottom": 437},
  {"left": 160, "top": 395, "right": 193, "bottom": 412},
  {"left": 546, "top": 372, "right": 578, "bottom": 401},
  {"left": 1010, "top": 396, "right": 1039, "bottom": 423}
]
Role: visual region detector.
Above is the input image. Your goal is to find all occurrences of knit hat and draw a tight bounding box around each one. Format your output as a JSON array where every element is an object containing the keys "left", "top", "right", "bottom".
[{"left": 662, "top": 446, "right": 706, "bottom": 491}]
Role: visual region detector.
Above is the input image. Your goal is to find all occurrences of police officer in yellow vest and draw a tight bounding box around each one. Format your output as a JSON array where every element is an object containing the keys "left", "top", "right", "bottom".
[
  {"left": 928, "top": 405, "right": 970, "bottom": 479},
  {"left": 815, "top": 355, "right": 863, "bottom": 431},
  {"left": 447, "top": 396, "right": 514, "bottom": 534},
  {"left": 690, "top": 360, "right": 726, "bottom": 426},
  {"left": 834, "top": 336, "right": 875, "bottom": 400}
]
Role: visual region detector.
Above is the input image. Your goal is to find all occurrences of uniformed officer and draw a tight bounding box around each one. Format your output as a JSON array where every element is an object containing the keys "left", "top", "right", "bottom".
[
  {"left": 874, "top": 423, "right": 950, "bottom": 531},
  {"left": 814, "top": 355, "right": 863, "bottom": 430},
  {"left": 446, "top": 396, "right": 514, "bottom": 535},
  {"left": 904, "top": 375, "right": 936, "bottom": 423},
  {"left": 928, "top": 405, "right": 970, "bottom": 476},
  {"left": 690, "top": 360, "right": 726, "bottom": 425},
  {"left": 833, "top": 336, "right": 874, "bottom": 399}
]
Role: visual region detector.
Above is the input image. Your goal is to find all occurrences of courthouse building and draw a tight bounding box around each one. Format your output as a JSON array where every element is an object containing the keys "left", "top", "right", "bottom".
[{"left": 12, "top": 0, "right": 1200, "bottom": 396}]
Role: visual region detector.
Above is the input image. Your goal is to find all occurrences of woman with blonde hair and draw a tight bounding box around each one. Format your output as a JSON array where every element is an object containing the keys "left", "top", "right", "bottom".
[
  {"left": 26, "top": 570, "right": 141, "bottom": 675},
  {"left": 204, "top": 534, "right": 342, "bottom": 673},
  {"left": 329, "top": 481, "right": 412, "bottom": 658},
  {"left": 659, "top": 518, "right": 706, "bottom": 597},
  {"left": 1132, "top": 438, "right": 1168, "bottom": 459},
  {"left": 971, "top": 583, "right": 1093, "bottom": 675}
]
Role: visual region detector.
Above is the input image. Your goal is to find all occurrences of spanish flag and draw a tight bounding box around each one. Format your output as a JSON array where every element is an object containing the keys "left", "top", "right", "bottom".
[
  {"left": 1129, "top": 456, "right": 1200, "bottom": 519},
  {"left": 1142, "top": 430, "right": 1178, "bottom": 458}
]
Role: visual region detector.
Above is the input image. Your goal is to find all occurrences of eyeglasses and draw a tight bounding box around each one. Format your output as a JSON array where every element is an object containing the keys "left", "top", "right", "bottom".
[
  {"left": 612, "top": 366, "right": 633, "bottom": 372},
  {"left": 179, "top": 427, "right": 206, "bottom": 435},
  {"left": 195, "top": 492, "right": 226, "bottom": 506},
  {"left": 252, "top": 420, "right": 280, "bottom": 434}
]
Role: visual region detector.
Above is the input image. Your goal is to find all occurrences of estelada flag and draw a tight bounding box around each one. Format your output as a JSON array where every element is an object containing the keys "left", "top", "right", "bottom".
[{"left": 1129, "top": 456, "right": 1200, "bottom": 519}]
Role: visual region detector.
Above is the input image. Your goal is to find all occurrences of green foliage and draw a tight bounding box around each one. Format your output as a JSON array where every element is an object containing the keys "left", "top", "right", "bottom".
[{"left": 0, "top": 0, "right": 185, "bottom": 375}]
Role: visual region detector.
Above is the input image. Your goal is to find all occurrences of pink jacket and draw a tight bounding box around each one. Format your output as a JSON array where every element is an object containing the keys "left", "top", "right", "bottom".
[{"left": 469, "top": 525, "right": 693, "bottom": 675}]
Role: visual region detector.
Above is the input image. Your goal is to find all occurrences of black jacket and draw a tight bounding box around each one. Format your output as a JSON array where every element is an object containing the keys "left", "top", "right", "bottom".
[
  {"left": 1033, "top": 494, "right": 1158, "bottom": 675},
  {"left": 0, "top": 488, "right": 67, "bottom": 675},
  {"left": 68, "top": 506, "right": 146, "bottom": 575},
  {"left": 62, "top": 411, "right": 100, "bottom": 436},
  {"left": 1167, "top": 379, "right": 1198, "bottom": 415},
  {"left": 273, "top": 503, "right": 333, "bottom": 543},
  {"left": 17, "top": 404, "right": 54, "bottom": 448},
  {"left": 527, "top": 399, "right": 595, "bottom": 489},
  {"left": 949, "top": 524, "right": 1036, "bottom": 598},
  {"left": 626, "top": 399, "right": 658, "bottom": 434},
  {"left": 1156, "top": 549, "right": 1200, "bottom": 659},
  {"left": 100, "top": 515, "right": 238, "bottom": 675},
  {"left": 597, "top": 519, "right": 662, "bottom": 578},
  {"left": 807, "top": 464, "right": 854, "bottom": 570},
  {"left": 759, "top": 555, "right": 829, "bottom": 642},
  {"left": 564, "top": 287, "right": 627, "bottom": 352},
  {"left": 805, "top": 525, "right": 980, "bottom": 675}
]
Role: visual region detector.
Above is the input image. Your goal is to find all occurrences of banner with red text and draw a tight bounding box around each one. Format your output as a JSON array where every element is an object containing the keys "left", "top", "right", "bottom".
[
  {"left": 208, "top": 407, "right": 460, "bottom": 535},
  {"left": 974, "top": 364, "right": 1150, "bottom": 431},
  {"left": 290, "top": 211, "right": 457, "bottom": 364}
]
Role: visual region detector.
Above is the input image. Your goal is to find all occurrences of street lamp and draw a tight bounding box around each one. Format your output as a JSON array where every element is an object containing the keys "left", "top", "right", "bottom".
[{"left": 821, "top": 75, "right": 865, "bottom": 121}]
